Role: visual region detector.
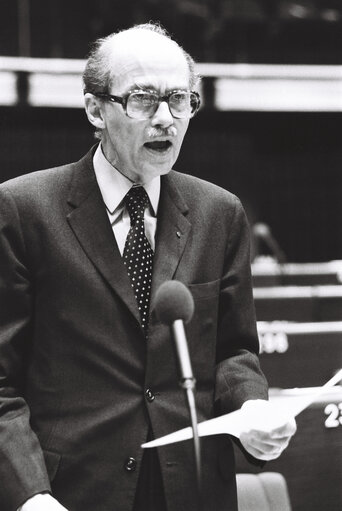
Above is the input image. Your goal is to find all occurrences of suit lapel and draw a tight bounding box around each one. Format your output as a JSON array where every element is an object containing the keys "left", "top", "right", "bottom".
[
  {"left": 150, "top": 173, "right": 191, "bottom": 309},
  {"left": 66, "top": 150, "right": 141, "bottom": 326},
  {"left": 65, "top": 152, "right": 191, "bottom": 326}
]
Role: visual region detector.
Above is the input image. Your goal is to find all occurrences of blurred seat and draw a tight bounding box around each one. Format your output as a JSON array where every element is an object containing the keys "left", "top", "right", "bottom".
[
  {"left": 252, "top": 260, "right": 342, "bottom": 287},
  {"left": 253, "top": 285, "right": 342, "bottom": 322},
  {"left": 236, "top": 472, "right": 292, "bottom": 511}
]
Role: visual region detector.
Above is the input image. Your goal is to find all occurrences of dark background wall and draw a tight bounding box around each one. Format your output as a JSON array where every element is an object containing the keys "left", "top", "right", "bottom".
[
  {"left": 1, "top": 106, "right": 341, "bottom": 262},
  {"left": 1, "top": 0, "right": 342, "bottom": 262},
  {"left": 2, "top": 0, "right": 342, "bottom": 63}
]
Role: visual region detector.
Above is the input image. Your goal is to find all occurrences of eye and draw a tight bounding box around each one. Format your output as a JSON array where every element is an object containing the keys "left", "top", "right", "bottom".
[
  {"left": 171, "top": 92, "right": 188, "bottom": 104},
  {"left": 130, "top": 92, "right": 157, "bottom": 107}
]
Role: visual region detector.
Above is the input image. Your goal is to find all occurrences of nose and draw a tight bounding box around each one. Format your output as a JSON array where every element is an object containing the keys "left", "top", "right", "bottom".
[{"left": 151, "top": 101, "right": 174, "bottom": 128}]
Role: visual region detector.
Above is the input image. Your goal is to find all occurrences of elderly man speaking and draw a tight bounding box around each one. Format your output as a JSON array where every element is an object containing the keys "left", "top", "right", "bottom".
[{"left": 0, "top": 23, "right": 295, "bottom": 511}]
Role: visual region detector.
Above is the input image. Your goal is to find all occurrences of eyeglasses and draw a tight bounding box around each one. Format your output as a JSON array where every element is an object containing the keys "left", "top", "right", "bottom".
[{"left": 92, "top": 89, "right": 201, "bottom": 120}]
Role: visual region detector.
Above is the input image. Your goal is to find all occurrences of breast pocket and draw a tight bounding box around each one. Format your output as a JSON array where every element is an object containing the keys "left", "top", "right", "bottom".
[{"left": 187, "top": 279, "right": 221, "bottom": 301}]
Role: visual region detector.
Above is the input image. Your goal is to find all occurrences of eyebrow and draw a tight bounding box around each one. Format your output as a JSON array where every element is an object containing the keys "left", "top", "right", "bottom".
[{"left": 125, "top": 85, "right": 189, "bottom": 94}]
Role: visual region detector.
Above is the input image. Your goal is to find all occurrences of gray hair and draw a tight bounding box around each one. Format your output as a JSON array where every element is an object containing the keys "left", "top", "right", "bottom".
[{"left": 83, "top": 22, "right": 200, "bottom": 97}]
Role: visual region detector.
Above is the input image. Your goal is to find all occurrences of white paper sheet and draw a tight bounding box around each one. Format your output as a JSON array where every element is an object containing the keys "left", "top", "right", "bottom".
[{"left": 142, "top": 368, "right": 342, "bottom": 449}]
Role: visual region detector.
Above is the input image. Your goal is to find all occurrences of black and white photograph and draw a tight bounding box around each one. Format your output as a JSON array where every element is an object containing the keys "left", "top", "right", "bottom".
[{"left": 0, "top": 2, "right": 341, "bottom": 510}]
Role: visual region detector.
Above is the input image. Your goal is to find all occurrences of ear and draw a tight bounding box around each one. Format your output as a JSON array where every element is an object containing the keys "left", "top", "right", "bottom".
[{"left": 84, "top": 93, "right": 106, "bottom": 130}]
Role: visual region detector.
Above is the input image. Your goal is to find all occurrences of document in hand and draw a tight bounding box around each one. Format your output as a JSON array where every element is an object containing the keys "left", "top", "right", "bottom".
[{"left": 142, "top": 368, "right": 342, "bottom": 449}]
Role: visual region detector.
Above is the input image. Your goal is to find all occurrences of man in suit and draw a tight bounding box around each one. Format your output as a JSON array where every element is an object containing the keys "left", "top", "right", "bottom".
[{"left": 0, "top": 23, "right": 295, "bottom": 511}]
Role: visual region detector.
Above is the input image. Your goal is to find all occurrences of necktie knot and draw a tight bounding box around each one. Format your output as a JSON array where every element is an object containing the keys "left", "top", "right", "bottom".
[{"left": 124, "top": 186, "right": 150, "bottom": 225}]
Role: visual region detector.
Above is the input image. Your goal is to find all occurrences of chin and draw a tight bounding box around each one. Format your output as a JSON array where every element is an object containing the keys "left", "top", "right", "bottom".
[{"left": 142, "top": 161, "right": 174, "bottom": 179}]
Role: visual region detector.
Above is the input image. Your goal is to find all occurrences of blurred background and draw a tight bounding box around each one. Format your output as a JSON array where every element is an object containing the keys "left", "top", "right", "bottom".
[
  {"left": 1, "top": 4, "right": 342, "bottom": 510},
  {"left": 1, "top": 0, "right": 342, "bottom": 263}
]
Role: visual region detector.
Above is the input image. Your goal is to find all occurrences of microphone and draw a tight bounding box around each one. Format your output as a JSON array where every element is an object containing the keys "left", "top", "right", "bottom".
[
  {"left": 155, "top": 280, "right": 202, "bottom": 499},
  {"left": 154, "top": 280, "right": 195, "bottom": 384}
]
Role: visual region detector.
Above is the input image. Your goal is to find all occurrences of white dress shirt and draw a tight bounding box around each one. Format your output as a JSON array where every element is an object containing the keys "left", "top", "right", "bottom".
[{"left": 93, "top": 144, "right": 160, "bottom": 254}]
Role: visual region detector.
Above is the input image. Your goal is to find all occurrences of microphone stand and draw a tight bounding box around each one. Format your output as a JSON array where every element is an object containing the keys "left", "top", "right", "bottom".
[{"left": 171, "top": 320, "right": 202, "bottom": 504}]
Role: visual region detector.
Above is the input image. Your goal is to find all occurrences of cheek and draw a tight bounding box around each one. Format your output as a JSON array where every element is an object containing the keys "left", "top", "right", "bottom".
[
  {"left": 176, "top": 121, "right": 190, "bottom": 143},
  {"left": 174, "top": 127, "right": 188, "bottom": 153},
  {"left": 109, "top": 122, "right": 139, "bottom": 157}
]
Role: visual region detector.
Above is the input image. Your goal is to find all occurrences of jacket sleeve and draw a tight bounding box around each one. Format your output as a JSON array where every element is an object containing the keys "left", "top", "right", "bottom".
[
  {"left": 215, "top": 196, "right": 268, "bottom": 415},
  {"left": 0, "top": 186, "right": 51, "bottom": 511}
]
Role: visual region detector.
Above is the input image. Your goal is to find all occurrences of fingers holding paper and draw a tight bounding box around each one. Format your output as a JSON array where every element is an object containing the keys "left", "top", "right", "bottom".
[{"left": 239, "top": 399, "right": 297, "bottom": 461}]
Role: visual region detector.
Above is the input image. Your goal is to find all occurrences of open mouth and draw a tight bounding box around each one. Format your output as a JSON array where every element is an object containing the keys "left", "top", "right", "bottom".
[{"left": 144, "top": 140, "right": 172, "bottom": 152}]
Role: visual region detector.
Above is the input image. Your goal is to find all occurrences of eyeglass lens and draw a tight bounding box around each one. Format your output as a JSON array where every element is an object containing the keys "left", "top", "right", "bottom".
[{"left": 126, "top": 91, "right": 198, "bottom": 119}]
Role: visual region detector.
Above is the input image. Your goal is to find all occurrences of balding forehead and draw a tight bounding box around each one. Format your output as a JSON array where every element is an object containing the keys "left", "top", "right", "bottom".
[
  {"left": 105, "top": 28, "right": 186, "bottom": 68},
  {"left": 103, "top": 28, "right": 190, "bottom": 88},
  {"left": 112, "top": 27, "right": 180, "bottom": 52}
]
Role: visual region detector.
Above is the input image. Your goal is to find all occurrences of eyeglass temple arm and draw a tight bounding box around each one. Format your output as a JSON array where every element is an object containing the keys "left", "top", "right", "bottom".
[{"left": 86, "top": 91, "right": 125, "bottom": 106}]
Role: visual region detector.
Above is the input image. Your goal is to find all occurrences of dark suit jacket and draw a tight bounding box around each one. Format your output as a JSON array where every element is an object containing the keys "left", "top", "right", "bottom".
[{"left": 0, "top": 148, "right": 268, "bottom": 511}]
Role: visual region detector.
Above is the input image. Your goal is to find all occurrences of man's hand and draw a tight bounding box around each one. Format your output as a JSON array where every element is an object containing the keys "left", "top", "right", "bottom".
[
  {"left": 239, "top": 399, "right": 297, "bottom": 461},
  {"left": 19, "top": 493, "right": 68, "bottom": 511}
]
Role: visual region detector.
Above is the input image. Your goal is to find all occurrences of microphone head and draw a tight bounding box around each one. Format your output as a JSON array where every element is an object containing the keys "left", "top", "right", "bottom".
[
  {"left": 154, "top": 280, "right": 194, "bottom": 325},
  {"left": 253, "top": 222, "right": 271, "bottom": 238}
]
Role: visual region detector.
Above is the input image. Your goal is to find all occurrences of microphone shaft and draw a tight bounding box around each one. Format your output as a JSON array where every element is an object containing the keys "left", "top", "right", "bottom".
[
  {"left": 171, "top": 319, "right": 195, "bottom": 384},
  {"left": 171, "top": 319, "right": 201, "bottom": 503}
]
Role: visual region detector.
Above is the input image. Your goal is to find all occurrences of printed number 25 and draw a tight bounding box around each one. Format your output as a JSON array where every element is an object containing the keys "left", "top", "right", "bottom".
[{"left": 324, "top": 403, "right": 342, "bottom": 428}]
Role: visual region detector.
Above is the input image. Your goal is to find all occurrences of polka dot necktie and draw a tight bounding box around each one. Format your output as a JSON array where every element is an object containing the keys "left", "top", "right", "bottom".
[{"left": 123, "top": 186, "right": 154, "bottom": 336}]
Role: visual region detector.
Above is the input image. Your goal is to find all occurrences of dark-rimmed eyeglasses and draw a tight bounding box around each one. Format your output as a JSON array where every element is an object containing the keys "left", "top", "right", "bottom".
[{"left": 91, "top": 89, "right": 201, "bottom": 120}]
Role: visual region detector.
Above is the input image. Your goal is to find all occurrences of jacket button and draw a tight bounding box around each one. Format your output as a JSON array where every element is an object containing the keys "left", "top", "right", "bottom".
[
  {"left": 145, "top": 388, "right": 155, "bottom": 402},
  {"left": 124, "top": 457, "right": 137, "bottom": 472}
]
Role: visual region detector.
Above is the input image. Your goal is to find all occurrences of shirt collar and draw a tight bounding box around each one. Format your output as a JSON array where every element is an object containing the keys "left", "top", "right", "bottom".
[{"left": 93, "top": 144, "right": 160, "bottom": 216}]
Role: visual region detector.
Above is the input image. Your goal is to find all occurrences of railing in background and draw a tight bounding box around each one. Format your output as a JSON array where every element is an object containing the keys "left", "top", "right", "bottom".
[{"left": 1, "top": 56, "right": 342, "bottom": 111}]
